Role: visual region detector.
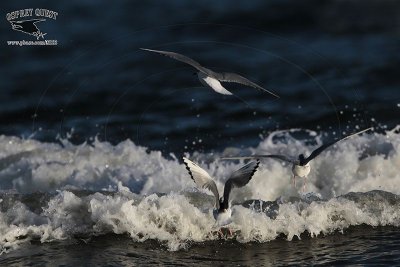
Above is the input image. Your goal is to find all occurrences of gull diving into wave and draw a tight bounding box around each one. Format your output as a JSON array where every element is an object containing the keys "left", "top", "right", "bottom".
[
  {"left": 183, "top": 157, "right": 259, "bottom": 235},
  {"left": 141, "top": 48, "right": 279, "bottom": 98},
  {"left": 221, "top": 127, "right": 372, "bottom": 191}
]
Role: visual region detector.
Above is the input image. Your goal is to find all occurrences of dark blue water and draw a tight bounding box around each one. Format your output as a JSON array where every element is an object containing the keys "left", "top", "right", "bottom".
[
  {"left": 2, "top": 0, "right": 399, "bottom": 153},
  {"left": 1, "top": 0, "right": 399, "bottom": 265}
]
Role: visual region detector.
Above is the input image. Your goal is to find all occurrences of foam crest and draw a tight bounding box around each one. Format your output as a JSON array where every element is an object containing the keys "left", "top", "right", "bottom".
[
  {"left": 0, "top": 136, "right": 190, "bottom": 194},
  {"left": 0, "top": 127, "right": 399, "bottom": 253},
  {"left": 0, "top": 190, "right": 399, "bottom": 253}
]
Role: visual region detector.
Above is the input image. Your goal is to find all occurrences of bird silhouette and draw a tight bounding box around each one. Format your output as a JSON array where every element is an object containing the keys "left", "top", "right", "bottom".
[{"left": 9, "top": 19, "right": 47, "bottom": 40}]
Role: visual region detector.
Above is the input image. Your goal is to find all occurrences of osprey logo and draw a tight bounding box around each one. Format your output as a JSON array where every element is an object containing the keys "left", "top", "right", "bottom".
[
  {"left": 6, "top": 8, "right": 58, "bottom": 45},
  {"left": 9, "top": 19, "right": 47, "bottom": 40}
]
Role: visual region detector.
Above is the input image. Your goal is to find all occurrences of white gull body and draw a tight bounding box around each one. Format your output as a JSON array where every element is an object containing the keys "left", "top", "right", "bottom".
[
  {"left": 197, "top": 72, "right": 232, "bottom": 95},
  {"left": 213, "top": 208, "right": 233, "bottom": 227},
  {"left": 292, "top": 162, "right": 311, "bottom": 178}
]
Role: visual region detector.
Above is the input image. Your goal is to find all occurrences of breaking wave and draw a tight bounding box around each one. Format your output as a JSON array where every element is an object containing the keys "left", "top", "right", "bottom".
[{"left": 0, "top": 126, "right": 399, "bottom": 253}]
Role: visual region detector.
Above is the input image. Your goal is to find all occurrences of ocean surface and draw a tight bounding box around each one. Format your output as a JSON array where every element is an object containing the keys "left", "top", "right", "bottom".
[{"left": 1, "top": 0, "right": 400, "bottom": 265}]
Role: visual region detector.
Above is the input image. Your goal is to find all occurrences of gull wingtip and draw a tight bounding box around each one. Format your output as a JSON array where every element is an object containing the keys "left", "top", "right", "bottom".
[
  {"left": 268, "top": 90, "right": 280, "bottom": 98},
  {"left": 260, "top": 87, "right": 280, "bottom": 98},
  {"left": 357, "top": 127, "right": 373, "bottom": 135}
]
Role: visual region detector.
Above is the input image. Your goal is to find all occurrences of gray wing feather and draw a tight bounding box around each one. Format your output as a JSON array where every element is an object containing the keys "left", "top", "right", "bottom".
[
  {"left": 304, "top": 127, "right": 372, "bottom": 164},
  {"left": 222, "top": 160, "right": 260, "bottom": 208},
  {"left": 215, "top": 72, "right": 279, "bottom": 98},
  {"left": 183, "top": 157, "right": 220, "bottom": 209},
  {"left": 140, "top": 48, "right": 212, "bottom": 75}
]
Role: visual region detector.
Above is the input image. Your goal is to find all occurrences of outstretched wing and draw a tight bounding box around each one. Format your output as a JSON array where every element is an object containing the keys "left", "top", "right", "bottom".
[
  {"left": 222, "top": 160, "right": 260, "bottom": 209},
  {"left": 221, "top": 154, "right": 296, "bottom": 164},
  {"left": 214, "top": 72, "right": 279, "bottom": 98},
  {"left": 182, "top": 157, "right": 220, "bottom": 209},
  {"left": 140, "top": 48, "right": 212, "bottom": 75},
  {"left": 304, "top": 127, "right": 372, "bottom": 164}
]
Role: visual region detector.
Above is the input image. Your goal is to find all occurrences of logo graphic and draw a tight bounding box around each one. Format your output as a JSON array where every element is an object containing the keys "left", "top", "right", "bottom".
[
  {"left": 6, "top": 8, "right": 58, "bottom": 46},
  {"left": 9, "top": 18, "right": 47, "bottom": 40}
]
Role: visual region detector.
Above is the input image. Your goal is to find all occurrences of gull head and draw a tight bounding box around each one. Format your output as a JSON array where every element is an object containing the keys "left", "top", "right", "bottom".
[
  {"left": 298, "top": 153, "right": 307, "bottom": 165},
  {"left": 217, "top": 197, "right": 228, "bottom": 213}
]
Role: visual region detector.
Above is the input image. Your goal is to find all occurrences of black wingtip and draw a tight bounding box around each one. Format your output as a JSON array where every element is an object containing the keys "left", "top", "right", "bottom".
[
  {"left": 251, "top": 160, "right": 260, "bottom": 179},
  {"left": 182, "top": 157, "right": 195, "bottom": 183}
]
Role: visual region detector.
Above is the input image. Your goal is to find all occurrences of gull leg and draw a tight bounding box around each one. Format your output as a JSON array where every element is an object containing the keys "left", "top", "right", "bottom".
[
  {"left": 228, "top": 227, "right": 233, "bottom": 237},
  {"left": 303, "top": 177, "right": 307, "bottom": 192},
  {"left": 218, "top": 228, "right": 224, "bottom": 238},
  {"left": 292, "top": 175, "right": 296, "bottom": 187}
]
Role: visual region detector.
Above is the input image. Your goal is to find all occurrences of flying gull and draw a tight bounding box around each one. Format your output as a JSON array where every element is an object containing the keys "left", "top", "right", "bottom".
[
  {"left": 221, "top": 127, "right": 372, "bottom": 190},
  {"left": 141, "top": 48, "right": 279, "bottom": 98},
  {"left": 183, "top": 157, "right": 259, "bottom": 235}
]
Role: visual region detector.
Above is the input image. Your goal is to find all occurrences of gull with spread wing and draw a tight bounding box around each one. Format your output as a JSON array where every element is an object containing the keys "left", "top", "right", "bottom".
[
  {"left": 221, "top": 128, "right": 372, "bottom": 190},
  {"left": 141, "top": 48, "right": 279, "bottom": 98},
  {"left": 183, "top": 157, "right": 259, "bottom": 235}
]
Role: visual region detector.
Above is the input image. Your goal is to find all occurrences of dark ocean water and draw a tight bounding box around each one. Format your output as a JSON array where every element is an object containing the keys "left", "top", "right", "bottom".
[
  {"left": 2, "top": 226, "right": 400, "bottom": 266},
  {"left": 1, "top": 0, "right": 399, "bottom": 265},
  {"left": 1, "top": 0, "right": 399, "bottom": 153}
]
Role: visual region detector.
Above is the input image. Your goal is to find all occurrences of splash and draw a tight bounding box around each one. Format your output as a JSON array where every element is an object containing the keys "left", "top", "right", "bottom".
[{"left": 0, "top": 126, "right": 399, "bottom": 252}]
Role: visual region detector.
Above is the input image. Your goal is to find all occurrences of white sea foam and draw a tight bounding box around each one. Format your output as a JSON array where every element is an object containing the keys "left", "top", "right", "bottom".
[{"left": 0, "top": 127, "right": 399, "bottom": 253}]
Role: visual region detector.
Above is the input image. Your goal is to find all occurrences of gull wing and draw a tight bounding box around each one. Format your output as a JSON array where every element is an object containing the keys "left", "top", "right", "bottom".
[
  {"left": 215, "top": 72, "right": 279, "bottom": 98},
  {"left": 182, "top": 157, "right": 220, "bottom": 209},
  {"left": 140, "top": 48, "right": 212, "bottom": 75},
  {"left": 221, "top": 160, "right": 260, "bottom": 209},
  {"left": 304, "top": 127, "right": 372, "bottom": 164}
]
